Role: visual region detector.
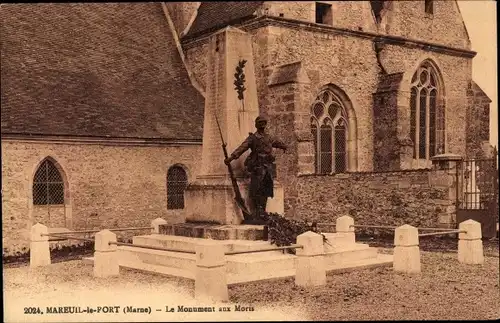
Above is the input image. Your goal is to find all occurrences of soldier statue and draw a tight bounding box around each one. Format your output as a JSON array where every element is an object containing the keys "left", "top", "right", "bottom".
[{"left": 224, "top": 115, "right": 287, "bottom": 224}]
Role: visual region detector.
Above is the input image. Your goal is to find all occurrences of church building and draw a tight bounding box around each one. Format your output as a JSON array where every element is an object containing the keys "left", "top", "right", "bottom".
[{"left": 1, "top": 1, "right": 491, "bottom": 254}]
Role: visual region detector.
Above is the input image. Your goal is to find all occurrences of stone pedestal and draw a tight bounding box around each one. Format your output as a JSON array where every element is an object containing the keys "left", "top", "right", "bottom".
[
  {"left": 185, "top": 177, "right": 247, "bottom": 225},
  {"left": 295, "top": 231, "right": 326, "bottom": 287},
  {"left": 93, "top": 230, "right": 119, "bottom": 278},
  {"left": 195, "top": 243, "right": 228, "bottom": 302},
  {"left": 458, "top": 219, "right": 484, "bottom": 264},
  {"left": 393, "top": 225, "right": 421, "bottom": 274},
  {"left": 184, "top": 26, "right": 284, "bottom": 224},
  {"left": 30, "top": 223, "right": 51, "bottom": 268},
  {"left": 336, "top": 215, "right": 355, "bottom": 244}
]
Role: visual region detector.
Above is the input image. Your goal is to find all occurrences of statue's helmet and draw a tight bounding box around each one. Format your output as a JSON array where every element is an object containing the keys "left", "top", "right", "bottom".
[{"left": 255, "top": 115, "right": 268, "bottom": 124}]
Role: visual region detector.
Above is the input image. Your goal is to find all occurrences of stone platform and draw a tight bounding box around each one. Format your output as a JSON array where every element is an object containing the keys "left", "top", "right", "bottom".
[
  {"left": 158, "top": 223, "right": 267, "bottom": 241},
  {"left": 83, "top": 231, "right": 393, "bottom": 284}
]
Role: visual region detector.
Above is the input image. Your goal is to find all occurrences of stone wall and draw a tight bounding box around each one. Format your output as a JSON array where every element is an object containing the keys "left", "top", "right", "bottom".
[
  {"left": 383, "top": 1, "right": 471, "bottom": 49},
  {"left": 373, "top": 73, "right": 403, "bottom": 171},
  {"left": 294, "top": 169, "right": 455, "bottom": 230},
  {"left": 252, "top": 26, "right": 472, "bottom": 171},
  {"left": 1, "top": 140, "right": 201, "bottom": 255},
  {"left": 260, "top": 1, "right": 471, "bottom": 49},
  {"left": 263, "top": 82, "right": 303, "bottom": 218},
  {"left": 466, "top": 81, "right": 491, "bottom": 158},
  {"left": 183, "top": 0, "right": 479, "bottom": 172},
  {"left": 378, "top": 45, "right": 472, "bottom": 164},
  {"left": 177, "top": 2, "right": 480, "bottom": 233},
  {"left": 260, "top": 1, "right": 315, "bottom": 22},
  {"left": 183, "top": 21, "right": 474, "bottom": 220}
]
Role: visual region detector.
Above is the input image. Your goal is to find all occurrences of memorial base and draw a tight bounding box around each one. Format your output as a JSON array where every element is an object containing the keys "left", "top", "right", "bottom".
[
  {"left": 184, "top": 176, "right": 249, "bottom": 225},
  {"left": 184, "top": 176, "right": 285, "bottom": 225}
]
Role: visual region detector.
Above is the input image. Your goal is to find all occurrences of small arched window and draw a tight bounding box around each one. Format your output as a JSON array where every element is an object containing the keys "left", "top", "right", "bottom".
[
  {"left": 311, "top": 89, "right": 349, "bottom": 174},
  {"left": 33, "top": 159, "right": 64, "bottom": 205},
  {"left": 167, "top": 166, "right": 188, "bottom": 209},
  {"left": 410, "top": 61, "right": 445, "bottom": 160}
]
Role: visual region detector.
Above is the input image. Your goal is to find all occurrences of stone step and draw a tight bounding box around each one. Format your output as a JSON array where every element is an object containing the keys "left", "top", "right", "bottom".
[
  {"left": 118, "top": 246, "right": 196, "bottom": 271},
  {"left": 118, "top": 245, "right": 292, "bottom": 274},
  {"left": 323, "top": 232, "right": 356, "bottom": 250},
  {"left": 324, "top": 244, "right": 379, "bottom": 267},
  {"left": 226, "top": 252, "right": 297, "bottom": 275},
  {"left": 82, "top": 256, "right": 194, "bottom": 279},
  {"left": 158, "top": 223, "right": 266, "bottom": 241},
  {"left": 85, "top": 244, "right": 380, "bottom": 274},
  {"left": 326, "top": 253, "right": 394, "bottom": 273},
  {"left": 82, "top": 253, "right": 393, "bottom": 285},
  {"left": 132, "top": 234, "right": 277, "bottom": 254},
  {"left": 132, "top": 234, "right": 216, "bottom": 253},
  {"left": 228, "top": 268, "right": 296, "bottom": 285},
  {"left": 325, "top": 248, "right": 378, "bottom": 267}
]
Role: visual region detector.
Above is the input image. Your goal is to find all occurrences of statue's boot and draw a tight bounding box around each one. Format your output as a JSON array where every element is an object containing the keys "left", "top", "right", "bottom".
[
  {"left": 253, "top": 196, "right": 269, "bottom": 225},
  {"left": 242, "top": 196, "right": 267, "bottom": 225}
]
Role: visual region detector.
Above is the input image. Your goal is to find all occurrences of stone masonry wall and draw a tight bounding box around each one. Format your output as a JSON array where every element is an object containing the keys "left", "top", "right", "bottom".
[
  {"left": 183, "top": 1, "right": 476, "bottom": 171},
  {"left": 262, "top": 82, "right": 303, "bottom": 218},
  {"left": 384, "top": 1, "right": 471, "bottom": 49},
  {"left": 373, "top": 83, "right": 400, "bottom": 171},
  {"left": 466, "top": 81, "right": 491, "bottom": 158},
  {"left": 180, "top": 3, "right": 475, "bottom": 226},
  {"left": 183, "top": 20, "right": 473, "bottom": 220},
  {"left": 250, "top": 25, "right": 379, "bottom": 172},
  {"left": 295, "top": 170, "right": 455, "bottom": 230},
  {"left": 260, "top": 1, "right": 315, "bottom": 22},
  {"left": 250, "top": 25, "right": 472, "bottom": 170},
  {"left": 378, "top": 44, "right": 472, "bottom": 161},
  {"left": 1, "top": 140, "right": 201, "bottom": 255},
  {"left": 260, "top": 1, "right": 470, "bottom": 49}
]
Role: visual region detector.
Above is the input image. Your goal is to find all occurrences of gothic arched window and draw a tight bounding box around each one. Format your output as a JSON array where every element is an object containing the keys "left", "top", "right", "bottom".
[
  {"left": 311, "top": 89, "right": 349, "bottom": 174},
  {"left": 410, "top": 61, "right": 445, "bottom": 160},
  {"left": 167, "top": 166, "right": 188, "bottom": 209},
  {"left": 33, "top": 159, "right": 65, "bottom": 205}
]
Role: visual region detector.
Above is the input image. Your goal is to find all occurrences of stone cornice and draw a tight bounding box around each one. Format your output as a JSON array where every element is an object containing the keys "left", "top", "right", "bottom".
[
  {"left": 183, "top": 16, "right": 476, "bottom": 59},
  {"left": 1, "top": 133, "right": 202, "bottom": 147}
]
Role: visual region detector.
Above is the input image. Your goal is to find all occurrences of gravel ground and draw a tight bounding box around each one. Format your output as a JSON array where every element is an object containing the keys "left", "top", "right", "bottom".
[
  {"left": 4, "top": 246, "right": 499, "bottom": 322},
  {"left": 231, "top": 250, "right": 500, "bottom": 321}
]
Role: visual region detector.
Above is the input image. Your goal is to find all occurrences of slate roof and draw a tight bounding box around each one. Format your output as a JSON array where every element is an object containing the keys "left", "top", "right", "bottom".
[
  {"left": 1, "top": 3, "right": 205, "bottom": 140},
  {"left": 185, "top": 1, "right": 264, "bottom": 39}
]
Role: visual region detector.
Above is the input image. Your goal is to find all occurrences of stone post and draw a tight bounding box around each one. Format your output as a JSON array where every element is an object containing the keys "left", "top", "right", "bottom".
[
  {"left": 295, "top": 231, "right": 326, "bottom": 287},
  {"left": 151, "top": 218, "right": 167, "bottom": 234},
  {"left": 393, "top": 225, "right": 421, "bottom": 274},
  {"left": 30, "top": 223, "right": 51, "bottom": 268},
  {"left": 94, "top": 230, "right": 119, "bottom": 278},
  {"left": 458, "top": 219, "right": 484, "bottom": 265},
  {"left": 195, "top": 243, "right": 228, "bottom": 302},
  {"left": 336, "top": 215, "right": 355, "bottom": 245}
]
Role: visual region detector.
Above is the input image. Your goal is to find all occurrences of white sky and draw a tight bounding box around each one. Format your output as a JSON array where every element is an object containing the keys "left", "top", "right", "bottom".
[{"left": 457, "top": 0, "right": 498, "bottom": 147}]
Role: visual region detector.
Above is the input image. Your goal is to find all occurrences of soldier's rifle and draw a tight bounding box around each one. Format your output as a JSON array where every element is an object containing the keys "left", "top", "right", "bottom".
[{"left": 214, "top": 114, "right": 252, "bottom": 221}]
